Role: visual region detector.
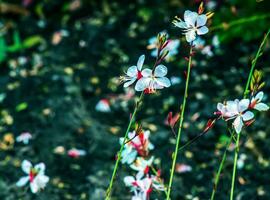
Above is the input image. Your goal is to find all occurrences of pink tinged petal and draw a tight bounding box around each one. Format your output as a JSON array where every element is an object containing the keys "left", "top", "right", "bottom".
[
  {"left": 123, "top": 78, "right": 136, "bottom": 87},
  {"left": 254, "top": 103, "right": 269, "bottom": 111},
  {"left": 30, "top": 182, "right": 39, "bottom": 193},
  {"left": 16, "top": 176, "right": 29, "bottom": 187},
  {"left": 184, "top": 10, "right": 198, "bottom": 27},
  {"left": 197, "top": 26, "right": 209, "bottom": 35},
  {"left": 174, "top": 21, "right": 188, "bottom": 29},
  {"left": 233, "top": 116, "right": 244, "bottom": 134},
  {"left": 127, "top": 65, "right": 138, "bottom": 77},
  {"left": 154, "top": 65, "right": 167, "bottom": 77},
  {"left": 185, "top": 30, "right": 196, "bottom": 43},
  {"left": 22, "top": 160, "right": 32, "bottom": 174},
  {"left": 34, "top": 163, "right": 45, "bottom": 173},
  {"left": 239, "top": 99, "right": 250, "bottom": 112},
  {"left": 135, "top": 78, "right": 151, "bottom": 91},
  {"left": 255, "top": 91, "right": 264, "bottom": 101},
  {"left": 242, "top": 111, "right": 254, "bottom": 121},
  {"left": 156, "top": 77, "right": 171, "bottom": 88},
  {"left": 141, "top": 68, "right": 152, "bottom": 77},
  {"left": 137, "top": 55, "right": 145, "bottom": 71},
  {"left": 196, "top": 14, "right": 207, "bottom": 27}
]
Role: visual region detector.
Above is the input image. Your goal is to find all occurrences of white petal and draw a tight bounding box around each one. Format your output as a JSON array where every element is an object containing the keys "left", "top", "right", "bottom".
[
  {"left": 34, "top": 163, "right": 45, "bottom": 173},
  {"left": 154, "top": 65, "right": 167, "bottom": 77},
  {"left": 255, "top": 91, "right": 264, "bottom": 102},
  {"left": 196, "top": 15, "right": 207, "bottom": 27},
  {"left": 184, "top": 10, "right": 198, "bottom": 26},
  {"left": 239, "top": 99, "right": 250, "bottom": 113},
  {"left": 185, "top": 30, "right": 196, "bottom": 43},
  {"left": 233, "top": 116, "right": 244, "bottom": 134},
  {"left": 16, "top": 176, "right": 29, "bottom": 187},
  {"left": 123, "top": 78, "right": 136, "bottom": 87},
  {"left": 22, "top": 160, "right": 32, "bottom": 174},
  {"left": 141, "top": 68, "right": 152, "bottom": 77},
  {"left": 156, "top": 77, "right": 171, "bottom": 88},
  {"left": 30, "top": 182, "right": 39, "bottom": 193},
  {"left": 242, "top": 111, "right": 254, "bottom": 121},
  {"left": 127, "top": 65, "right": 138, "bottom": 77},
  {"left": 197, "top": 26, "right": 209, "bottom": 35},
  {"left": 124, "top": 176, "right": 135, "bottom": 186},
  {"left": 254, "top": 103, "right": 269, "bottom": 111},
  {"left": 137, "top": 55, "right": 145, "bottom": 71},
  {"left": 135, "top": 78, "right": 150, "bottom": 91},
  {"left": 174, "top": 21, "right": 188, "bottom": 29},
  {"left": 217, "top": 103, "right": 225, "bottom": 112}
]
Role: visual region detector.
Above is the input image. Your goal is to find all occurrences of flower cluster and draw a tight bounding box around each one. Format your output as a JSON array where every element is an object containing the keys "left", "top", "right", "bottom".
[
  {"left": 120, "top": 129, "right": 165, "bottom": 199},
  {"left": 216, "top": 91, "right": 269, "bottom": 133},
  {"left": 16, "top": 160, "right": 49, "bottom": 193}
]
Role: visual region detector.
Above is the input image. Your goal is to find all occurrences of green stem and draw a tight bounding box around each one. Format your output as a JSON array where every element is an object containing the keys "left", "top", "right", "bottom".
[
  {"left": 229, "top": 29, "right": 270, "bottom": 200},
  {"left": 166, "top": 45, "right": 193, "bottom": 200},
  {"left": 210, "top": 135, "right": 233, "bottom": 200},
  {"left": 105, "top": 92, "right": 144, "bottom": 200}
]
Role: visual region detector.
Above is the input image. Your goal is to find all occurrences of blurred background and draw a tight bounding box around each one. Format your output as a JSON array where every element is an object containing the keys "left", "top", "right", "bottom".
[{"left": 0, "top": 0, "right": 270, "bottom": 199}]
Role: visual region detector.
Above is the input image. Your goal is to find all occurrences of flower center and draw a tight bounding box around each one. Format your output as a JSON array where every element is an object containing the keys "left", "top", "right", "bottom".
[{"left": 137, "top": 71, "right": 143, "bottom": 79}]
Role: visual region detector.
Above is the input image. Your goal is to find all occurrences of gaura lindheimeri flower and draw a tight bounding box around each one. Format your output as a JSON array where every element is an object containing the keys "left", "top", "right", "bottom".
[
  {"left": 148, "top": 33, "right": 180, "bottom": 61},
  {"left": 130, "top": 157, "right": 154, "bottom": 173},
  {"left": 173, "top": 10, "right": 209, "bottom": 43},
  {"left": 120, "top": 130, "right": 154, "bottom": 164},
  {"left": 95, "top": 99, "right": 111, "bottom": 112},
  {"left": 121, "top": 55, "right": 145, "bottom": 88},
  {"left": 135, "top": 65, "right": 171, "bottom": 92},
  {"left": 250, "top": 91, "right": 269, "bottom": 111},
  {"left": 124, "top": 172, "right": 153, "bottom": 200},
  {"left": 68, "top": 148, "right": 86, "bottom": 158},
  {"left": 16, "top": 132, "right": 32, "bottom": 144},
  {"left": 217, "top": 99, "right": 254, "bottom": 134},
  {"left": 16, "top": 160, "right": 49, "bottom": 193}
]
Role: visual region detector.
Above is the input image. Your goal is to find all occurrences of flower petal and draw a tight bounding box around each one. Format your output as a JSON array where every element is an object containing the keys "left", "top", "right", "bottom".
[
  {"left": 197, "top": 26, "right": 209, "bottom": 35},
  {"left": 137, "top": 55, "right": 145, "bottom": 71},
  {"left": 135, "top": 78, "right": 151, "bottom": 91},
  {"left": 123, "top": 78, "right": 136, "bottom": 87},
  {"left": 127, "top": 65, "right": 138, "bottom": 77},
  {"left": 242, "top": 111, "right": 254, "bottom": 121},
  {"left": 154, "top": 65, "right": 167, "bottom": 77},
  {"left": 174, "top": 21, "right": 188, "bottom": 29},
  {"left": 254, "top": 103, "right": 269, "bottom": 111},
  {"left": 156, "top": 77, "right": 171, "bottom": 88},
  {"left": 239, "top": 99, "right": 250, "bottom": 113},
  {"left": 196, "top": 14, "right": 207, "bottom": 27},
  {"left": 124, "top": 176, "right": 135, "bottom": 186},
  {"left": 185, "top": 30, "right": 196, "bottom": 43},
  {"left": 30, "top": 182, "right": 39, "bottom": 193},
  {"left": 22, "top": 160, "right": 32, "bottom": 174},
  {"left": 16, "top": 176, "right": 29, "bottom": 187},
  {"left": 184, "top": 10, "right": 198, "bottom": 26},
  {"left": 233, "top": 116, "right": 244, "bottom": 134},
  {"left": 141, "top": 68, "right": 152, "bottom": 77},
  {"left": 255, "top": 91, "right": 264, "bottom": 102},
  {"left": 34, "top": 163, "right": 45, "bottom": 173}
]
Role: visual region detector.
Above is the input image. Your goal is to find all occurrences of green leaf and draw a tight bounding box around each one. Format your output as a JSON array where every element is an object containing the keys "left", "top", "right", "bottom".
[{"left": 16, "top": 102, "right": 28, "bottom": 112}]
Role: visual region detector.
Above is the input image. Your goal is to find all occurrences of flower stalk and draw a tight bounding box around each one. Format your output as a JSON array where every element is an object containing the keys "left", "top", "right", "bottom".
[{"left": 166, "top": 45, "right": 193, "bottom": 200}]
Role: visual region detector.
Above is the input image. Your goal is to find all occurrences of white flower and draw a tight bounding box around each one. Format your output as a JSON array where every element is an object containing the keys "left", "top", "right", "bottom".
[
  {"left": 95, "top": 99, "right": 110, "bottom": 112},
  {"left": 16, "top": 160, "right": 49, "bottom": 193},
  {"left": 130, "top": 157, "right": 154, "bottom": 173},
  {"left": 250, "top": 91, "right": 269, "bottom": 111},
  {"left": 135, "top": 65, "right": 171, "bottom": 92},
  {"left": 119, "top": 130, "right": 154, "bottom": 164},
  {"left": 122, "top": 55, "right": 145, "bottom": 88},
  {"left": 218, "top": 99, "right": 254, "bottom": 134},
  {"left": 68, "top": 148, "right": 86, "bottom": 158},
  {"left": 173, "top": 10, "right": 209, "bottom": 43},
  {"left": 16, "top": 132, "right": 32, "bottom": 144}
]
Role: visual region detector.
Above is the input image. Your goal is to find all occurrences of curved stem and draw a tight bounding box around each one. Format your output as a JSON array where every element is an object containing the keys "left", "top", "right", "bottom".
[
  {"left": 166, "top": 45, "right": 193, "bottom": 200},
  {"left": 106, "top": 92, "right": 144, "bottom": 200}
]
